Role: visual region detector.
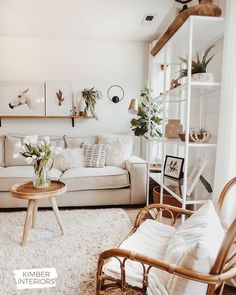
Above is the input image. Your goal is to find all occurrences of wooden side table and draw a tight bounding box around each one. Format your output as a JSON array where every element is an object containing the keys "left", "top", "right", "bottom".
[{"left": 10, "top": 181, "right": 67, "bottom": 246}]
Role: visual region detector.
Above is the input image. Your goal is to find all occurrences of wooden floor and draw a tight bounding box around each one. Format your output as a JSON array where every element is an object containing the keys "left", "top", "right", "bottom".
[{"left": 124, "top": 208, "right": 236, "bottom": 295}]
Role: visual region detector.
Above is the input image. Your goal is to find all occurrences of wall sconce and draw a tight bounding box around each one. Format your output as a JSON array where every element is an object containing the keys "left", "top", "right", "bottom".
[
  {"left": 128, "top": 98, "right": 138, "bottom": 114},
  {"left": 107, "top": 85, "right": 125, "bottom": 103}
]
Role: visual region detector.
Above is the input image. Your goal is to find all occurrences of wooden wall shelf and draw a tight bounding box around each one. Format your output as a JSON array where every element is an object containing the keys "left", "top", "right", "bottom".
[{"left": 0, "top": 115, "right": 93, "bottom": 127}]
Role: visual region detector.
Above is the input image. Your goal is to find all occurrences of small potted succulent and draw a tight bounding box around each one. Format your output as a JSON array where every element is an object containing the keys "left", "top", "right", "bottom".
[
  {"left": 81, "top": 87, "right": 103, "bottom": 120},
  {"left": 178, "top": 45, "right": 215, "bottom": 83}
]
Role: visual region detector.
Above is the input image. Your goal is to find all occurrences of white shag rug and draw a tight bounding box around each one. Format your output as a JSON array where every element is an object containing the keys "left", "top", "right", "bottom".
[{"left": 0, "top": 209, "right": 135, "bottom": 295}]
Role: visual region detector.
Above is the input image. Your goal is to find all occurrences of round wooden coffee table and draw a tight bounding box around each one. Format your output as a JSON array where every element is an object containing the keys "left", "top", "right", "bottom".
[{"left": 10, "top": 181, "right": 67, "bottom": 246}]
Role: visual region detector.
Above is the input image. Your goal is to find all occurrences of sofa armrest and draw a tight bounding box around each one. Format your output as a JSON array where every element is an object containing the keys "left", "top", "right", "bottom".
[{"left": 126, "top": 156, "right": 147, "bottom": 204}]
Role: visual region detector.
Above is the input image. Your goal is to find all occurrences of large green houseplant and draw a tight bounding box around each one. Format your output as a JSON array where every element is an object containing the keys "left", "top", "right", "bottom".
[
  {"left": 81, "top": 87, "right": 103, "bottom": 120},
  {"left": 130, "top": 84, "right": 162, "bottom": 139}
]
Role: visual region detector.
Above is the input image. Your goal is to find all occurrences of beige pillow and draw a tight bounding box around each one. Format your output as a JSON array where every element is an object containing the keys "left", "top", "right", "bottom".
[
  {"left": 164, "top": 201, "right": 225, "bottom": 295},
  {"left": 64, "top": 136, "right": 97, "bottom": 148},
  {"left": 5, "top": 134, "right": 65, "bottom": 167},
  {"left": 98, "top": 134, "right": 133, "bottom": 168},
  {"left": 0, "top": 136, "right": 5, "bottom": 167}
]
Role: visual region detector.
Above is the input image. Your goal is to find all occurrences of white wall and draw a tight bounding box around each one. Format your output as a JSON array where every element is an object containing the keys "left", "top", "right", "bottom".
[{"left": 0, "top": 36, "right": 149, "bottom": 152}]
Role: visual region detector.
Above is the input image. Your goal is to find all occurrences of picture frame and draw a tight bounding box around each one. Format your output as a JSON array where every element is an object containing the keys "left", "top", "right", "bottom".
[
  {"left": 164, "top": 155, "right": 184, "bottom": 179},
  {"left": 0, "top": 81, "right": 45, "bottom": 116},
  {"left": 45, "top": 81, "right": 73, "bottom": 116},
  {"left": 185, "top": 158, "right": 208, "bottom": 197}
]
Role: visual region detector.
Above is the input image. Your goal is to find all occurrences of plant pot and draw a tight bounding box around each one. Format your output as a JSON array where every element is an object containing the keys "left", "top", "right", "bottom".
[
  {"left": 165, "top": 119, "right": 183, "bottom": 139},
  {"left": 180, "top": 73, "right": 214, "bottom": 84}
]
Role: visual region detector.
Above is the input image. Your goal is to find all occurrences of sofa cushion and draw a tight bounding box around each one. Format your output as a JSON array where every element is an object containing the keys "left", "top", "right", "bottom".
[
  {"left": 5, "top": 134, "right": 65, "bottom": 167},
  {"left": 98, "top": 134, "right": 133, "bottom": 168},
  {"left": 0, "top": 166, "right": 62, "bottom": 191},
  {"left": 64, "top": 135, "right": 97, "bottom": 148},
  {"left": 164, "top": 201, "right": 225, "bottom": 295},
  {"left": 103, "top": 219, "right": 176, "bottom": 293},
  {"left": 83, "top": 144, "right": 107, "bottom": 168},
  {"left": 60, "top": 166, "right": 130, "bottom": 191},
  {"left": 0, "top": 136, "right": 5, "bottom": 167},
  {"left": 54, "top": 148, "right": 84, "bottom": 172}
]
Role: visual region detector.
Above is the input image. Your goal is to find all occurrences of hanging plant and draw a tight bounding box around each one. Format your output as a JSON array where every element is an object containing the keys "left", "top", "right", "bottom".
[
  {"left": 130, "top": 83, "right": 162, "bottom": 139},
  {"left": 81, "top": 87, "right": 103, "bottom": 120}
]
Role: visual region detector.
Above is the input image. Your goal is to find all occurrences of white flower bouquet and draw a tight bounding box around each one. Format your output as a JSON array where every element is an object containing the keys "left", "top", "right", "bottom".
[{"left": 13, "top": 135, "right": 62, "bottom": 189}]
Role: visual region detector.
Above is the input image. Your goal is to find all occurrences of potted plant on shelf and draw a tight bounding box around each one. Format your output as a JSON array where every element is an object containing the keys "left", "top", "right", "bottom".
[
  {"left": 81, "top": 87, "right": 103, "bottom": 120},
  {"left": 130, "top": 83, "right": 162, "bottom": 139},
  {"left": 178, "top": 45, "right": 215, "bottom": 83}
]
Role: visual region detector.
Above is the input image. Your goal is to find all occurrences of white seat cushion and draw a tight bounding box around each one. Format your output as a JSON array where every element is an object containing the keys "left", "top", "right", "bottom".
[
  {"left": 60, "top": 166, "right": 130, "bottom": 191},
  {"left": 103, "top": 219, "right": 176, "bottom": 294},
  {"left": 0, "top": 166, "right": 62, "bottom": 191},
  {"left": 164, "top": 201, "right": 225, "bottom": 295}
]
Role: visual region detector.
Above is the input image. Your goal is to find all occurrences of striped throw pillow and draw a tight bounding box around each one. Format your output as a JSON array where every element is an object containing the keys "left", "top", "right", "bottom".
[{"left": 83, "top": 144, "right": 107, "bottom": 168}]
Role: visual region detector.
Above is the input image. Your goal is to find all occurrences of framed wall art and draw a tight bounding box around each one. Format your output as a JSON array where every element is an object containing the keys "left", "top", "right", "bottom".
[
  {"left": 0, "top": 81, "right": 45, "bottom": 116},
  {"left": 164, "top": 155, "right": 184, "bottom": 179},
  {"left": 45, "top": 81, "right": 73, "bottom": 116}
]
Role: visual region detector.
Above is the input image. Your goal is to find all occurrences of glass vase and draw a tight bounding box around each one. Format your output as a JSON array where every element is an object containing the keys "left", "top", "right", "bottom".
[{"left": 33, "top": 165, "right": 51, "bottom": 189}]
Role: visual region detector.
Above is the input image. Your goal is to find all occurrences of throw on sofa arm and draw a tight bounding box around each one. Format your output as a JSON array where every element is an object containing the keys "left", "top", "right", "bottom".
[{"left": 126, "top": 156, "right": 147, "bottom": 205}]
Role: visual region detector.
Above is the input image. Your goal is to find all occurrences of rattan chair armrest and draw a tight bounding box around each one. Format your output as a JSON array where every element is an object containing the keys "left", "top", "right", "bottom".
[
  {"left": 135, "top": 203, "right": 194, "bottom": 227},
  {"left": 99, "top": 248, "right": 236, "bottom": 285}
]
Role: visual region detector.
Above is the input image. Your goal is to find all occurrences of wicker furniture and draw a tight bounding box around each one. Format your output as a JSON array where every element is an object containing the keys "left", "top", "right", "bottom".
[
  {"left": 10, "top": 181, "right": 67, "bottom": 246},
  {"left": 96, "top": 178, "right": 236, "bottom": 295}
]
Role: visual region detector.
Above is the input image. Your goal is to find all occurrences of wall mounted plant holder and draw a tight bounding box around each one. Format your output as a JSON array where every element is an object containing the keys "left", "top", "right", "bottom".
[{"left": 107, "top": 85, "right": 124, "bottom": 103}]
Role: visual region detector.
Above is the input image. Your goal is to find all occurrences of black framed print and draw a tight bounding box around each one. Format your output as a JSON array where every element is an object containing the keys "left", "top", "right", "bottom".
[{"left": 164, "top": 155, "right": 184, "bottom": 179}]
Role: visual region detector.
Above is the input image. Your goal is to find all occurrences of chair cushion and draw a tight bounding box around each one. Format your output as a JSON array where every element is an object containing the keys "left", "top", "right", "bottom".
[
  {"left": 164, "top": 201, "right": 225, "bottom": 295},
  {"left": 103, "top": 219, "right": 176, "bottom": 293},
  {"left": 0, "top": 166, "right": 62, "bottom": 191},
  {"left": 4, "top": 134, "right": 65, "bottom": 167},
  {"left": 0, "top": 136, "right": 5, "bottom": 167},
  {"left": 60, "top": 166, "right": 129, "bottom": 191}
]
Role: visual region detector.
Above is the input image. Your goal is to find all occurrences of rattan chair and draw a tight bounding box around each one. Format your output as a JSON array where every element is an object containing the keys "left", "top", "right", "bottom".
[{"left": 96, "top": 178, "right": 236, "bottom": 295}]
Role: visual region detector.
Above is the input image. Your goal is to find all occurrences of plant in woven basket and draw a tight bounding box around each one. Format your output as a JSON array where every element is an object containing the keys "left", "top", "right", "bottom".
[
  {"left": 81, "top": 87, "right": 103, "bottom": 120},
  {"left": 130, "top": 83, "right": 162, "bottom": 139},
  {"left": 178, "top": 45, "right": 215, "bottom": 79}
]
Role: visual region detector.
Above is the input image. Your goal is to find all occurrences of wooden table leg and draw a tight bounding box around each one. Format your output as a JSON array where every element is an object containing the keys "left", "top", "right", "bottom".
[
  {"left": 32, "top": 199, "right": 39, "bottom": 229},
  {"left": 22, "top": 199, "right": 34, "bottom": 246},
  {"left": 50, "top": 197, "right": 65, "bottom": 235}
]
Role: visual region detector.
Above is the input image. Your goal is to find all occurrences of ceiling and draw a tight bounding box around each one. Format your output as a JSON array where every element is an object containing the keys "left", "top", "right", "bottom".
[{"left": 0, "top": 0, "right": 174, "bottom": 42}]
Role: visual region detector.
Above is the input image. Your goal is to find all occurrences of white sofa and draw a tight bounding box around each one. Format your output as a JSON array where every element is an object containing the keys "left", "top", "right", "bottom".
[{"left": 0, "top": 134, "right": 147, "bottom": 208}]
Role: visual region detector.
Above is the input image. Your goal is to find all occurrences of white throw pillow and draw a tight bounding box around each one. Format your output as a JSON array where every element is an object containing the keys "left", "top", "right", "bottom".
[
  {"left": 0, "top": 136, "right": 5, "bottom": 167},
  {"left": 54, "top": 148, "right": 84, "bottom": 171},
  {"left": 98, "top": 134, "right": 133, "bottom": 168},
  {"left": 164, "top": 201, "right": 225, "bottom": 295}
]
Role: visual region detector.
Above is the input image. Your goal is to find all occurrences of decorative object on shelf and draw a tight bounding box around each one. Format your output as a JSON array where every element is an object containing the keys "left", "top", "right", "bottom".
[
  {"left": 149, "top": 162, "right": 162, "bottom": 172},
  {"left": 81, "top": 87, "right": 103, "bottom": 120},
  {"left": 107, "top": 85, "right": 124, "bottom": 103},
  {"left": 183, "top": 157, "right": 208, "bottom": 196},
  {"left": 45, "top": 81, "right": 73, "bottom": 116},
  {"left": 165, "top": 119, "right": 183, "bottom": 139},
  {"left": 178, "top": 45, "right": 215, "bottom": 82},
  {"left": 56, "top": 89, "right": 64, "bottom": 106},
  {"left": 151, "top": 0, "right": 221, "bottom": 57},
  {"left": 179, "top": 129, "right": 211, "bottom": 143},
  {"left": 164, "top": 155, "right": 184, "bottom": 179},
  {"left": 78, "top": 98, "right": 87, "bottom": 116},
  {"left": 170, "top": 79, "right": 181, "bottom": 90},
  {"left": 130, "top": 82, "right": 162, "bottom": 138},
  {"left": 0, "top": 81, "right": 45, "bottom": 116},
  {"left": 13, "top": 135, "right": 62, "bottom": 189},
  {"left": 128, "top": 98, "right": 138, "bottom": 114}
]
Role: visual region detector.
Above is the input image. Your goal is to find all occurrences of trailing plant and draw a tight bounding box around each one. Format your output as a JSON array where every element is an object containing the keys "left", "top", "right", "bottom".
[
  {"left": 82, "top": 87, "right": 103, "bottom": 120},
  {"left": 130, "top": 83, "right": 162, "bottom": 139},
  {"left": 178, "top": 45, "right": 215, "bottom": 79}
]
